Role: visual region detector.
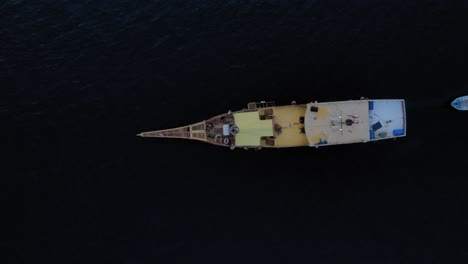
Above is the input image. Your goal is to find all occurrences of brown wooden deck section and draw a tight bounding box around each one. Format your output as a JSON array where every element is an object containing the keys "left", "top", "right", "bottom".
[
  {"left": 137, "top": 114, "right": 235, "bottom": 147},
  {"left": 205, "top": 114, "right": 235, "bottom": 147}
]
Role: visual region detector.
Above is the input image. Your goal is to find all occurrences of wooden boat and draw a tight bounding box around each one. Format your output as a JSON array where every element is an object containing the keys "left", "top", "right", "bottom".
[
  {"left": 451, "top": 96, "right": 468, "bottom": 110},
  {"left": 137, "top": 98, "right": 407, "bottom": 150}
]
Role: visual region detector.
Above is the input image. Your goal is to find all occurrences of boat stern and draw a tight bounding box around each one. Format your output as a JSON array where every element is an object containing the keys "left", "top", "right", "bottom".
[
  {"left": 304, "top": 99, "right": 406, "bottom": 147},
  {"left": 368, "top": 99, "right": 406, "bottom": 141}
]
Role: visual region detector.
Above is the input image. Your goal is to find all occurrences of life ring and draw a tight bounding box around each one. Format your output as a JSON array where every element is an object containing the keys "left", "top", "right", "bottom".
[
  {"left": 223, "top": 137, "right": 230, "bottom": 145},
  {"left": 215, "top": 135, "right": 222, "bottom": 142}
]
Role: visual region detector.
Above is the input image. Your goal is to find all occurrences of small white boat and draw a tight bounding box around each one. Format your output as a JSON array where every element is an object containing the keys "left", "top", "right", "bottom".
[{"left": 451, "top": 96, "right": 468, "bottom": 110}]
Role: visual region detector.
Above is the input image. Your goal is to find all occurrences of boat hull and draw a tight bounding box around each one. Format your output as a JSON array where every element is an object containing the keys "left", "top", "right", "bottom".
[
  {"left": 451, "top": 96, "right": 468, "bottom": 110},
  {"left": 138, "top": 99, "right": 407, "bottom": 149}
]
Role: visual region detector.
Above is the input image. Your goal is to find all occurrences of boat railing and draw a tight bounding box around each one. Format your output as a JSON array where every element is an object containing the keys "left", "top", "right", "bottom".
[{"left": 247, "top": 101, "right": 275, "bottom": 110}]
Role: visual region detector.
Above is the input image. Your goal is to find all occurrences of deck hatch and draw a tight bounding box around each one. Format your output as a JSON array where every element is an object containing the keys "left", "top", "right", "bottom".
[{"left": 233, "top": 112, "right": 274, "bottom": 147}]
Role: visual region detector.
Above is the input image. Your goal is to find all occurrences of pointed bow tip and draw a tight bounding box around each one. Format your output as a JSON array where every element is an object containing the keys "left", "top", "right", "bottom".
[{"left": 136, "top": 133, "right": 144, "bottom": 137}]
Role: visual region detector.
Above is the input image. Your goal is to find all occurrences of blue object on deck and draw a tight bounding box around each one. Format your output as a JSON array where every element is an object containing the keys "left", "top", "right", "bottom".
[
  {"left": 316, "top": 139, "right": 328, "bottom": 145},
  {"left": 368, "top": 101, "right": 374, "bottom": 110},
  {"left": 369, "top": 130, "right": 375, "bottom": 139},
  {"left": 393, "top": 129, "right": 405, "bottom": 136}
]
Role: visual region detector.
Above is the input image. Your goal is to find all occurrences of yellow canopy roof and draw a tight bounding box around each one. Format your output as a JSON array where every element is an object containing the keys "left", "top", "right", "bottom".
[{"left": 233, "top": 112, "right": 274, "bottom": 146}]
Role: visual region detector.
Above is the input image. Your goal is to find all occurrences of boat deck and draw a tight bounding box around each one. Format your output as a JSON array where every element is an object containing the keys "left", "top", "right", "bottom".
[
  {"left": 368, "top": 100, "right": 406, "bottom": 140},
  {"left": 305, "top": 100, "right": 370, "bottom": 146},
  {"left": 259, "top": 105, "right": 309, "bottom": 147},
  {"left": 138, "top": 99, "right": 406, "bottom": 149},
  {"left": 137, "top": 114, "right": 236, "bottom": 148}
]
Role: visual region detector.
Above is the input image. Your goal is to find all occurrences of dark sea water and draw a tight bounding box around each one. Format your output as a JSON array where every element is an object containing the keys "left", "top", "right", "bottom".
[{"left": 4, "top": 0, "right": 468, "bottom": 263}]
